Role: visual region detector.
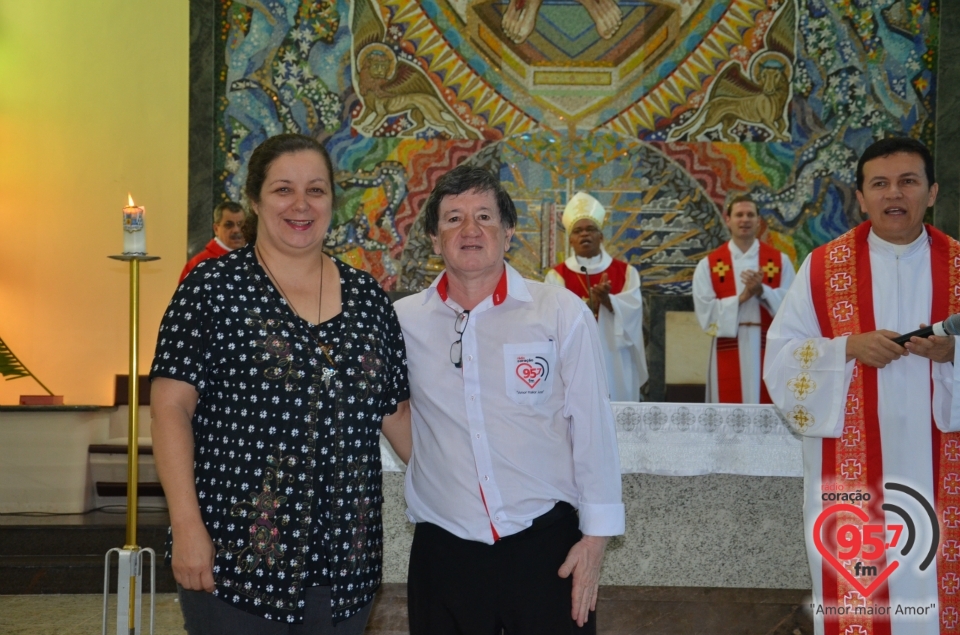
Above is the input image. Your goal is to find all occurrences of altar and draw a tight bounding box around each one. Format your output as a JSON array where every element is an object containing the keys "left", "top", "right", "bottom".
[{"left": 378, "top": 402, "right": 809, "bottom": 588}]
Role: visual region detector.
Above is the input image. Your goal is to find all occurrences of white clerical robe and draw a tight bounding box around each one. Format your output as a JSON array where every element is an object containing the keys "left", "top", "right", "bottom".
[
  {"left": 545, "top": 247, "right": 648, "bottom": 401},
  {"left": 692, "top": 239, "right": 795, "bottom": 402},
  {"left": 764, "top": 228, "right": 960, "bottom": 635}
]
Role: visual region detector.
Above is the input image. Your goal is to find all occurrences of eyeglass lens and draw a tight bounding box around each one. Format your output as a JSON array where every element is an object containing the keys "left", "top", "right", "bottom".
[
  {"left": 451, "top": 311, "right": 470, "bottom": 368},
  {"left": 455, "top": 311, "right": 469, "bottom": 334},
  {"left": 450, "top": 340, "right": 463, "bottom": 367}
]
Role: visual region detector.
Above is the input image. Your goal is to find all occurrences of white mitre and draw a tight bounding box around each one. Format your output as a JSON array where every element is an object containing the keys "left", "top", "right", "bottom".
[{"left": 562, "top": 192, "right": 606, "bottom": 231}]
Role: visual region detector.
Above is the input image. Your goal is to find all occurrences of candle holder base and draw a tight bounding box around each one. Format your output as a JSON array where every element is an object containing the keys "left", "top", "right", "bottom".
[
  {"left": 109, "top": 255, "right": 161, "bottom": 262},
  {"left": 102, "top": 547, "right": 155, "bottom": 635}
]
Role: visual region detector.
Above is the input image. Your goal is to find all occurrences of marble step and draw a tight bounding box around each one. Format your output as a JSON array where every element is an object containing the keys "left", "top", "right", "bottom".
[
  {"left": 0, "top": 515, "right": 175, "bottom": 594},
  {"left": 0, "top": 554, "right": 176, "bottom": 594},
  {"left": 0, "top": 523, "right": 169, "bottom": 557},
  {"left": 88, "top": 440, "right": 168, "bottom": 509}
]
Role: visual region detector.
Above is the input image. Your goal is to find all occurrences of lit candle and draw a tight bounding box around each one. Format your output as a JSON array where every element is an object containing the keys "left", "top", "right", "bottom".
[{"left": 122, "top": 193, "right": 146, "bottom": 255}]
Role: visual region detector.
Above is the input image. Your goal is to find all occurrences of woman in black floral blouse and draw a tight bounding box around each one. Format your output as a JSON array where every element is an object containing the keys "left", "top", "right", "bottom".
[{"left": 151, "top": 134, "right": 412, "bottom": 634}]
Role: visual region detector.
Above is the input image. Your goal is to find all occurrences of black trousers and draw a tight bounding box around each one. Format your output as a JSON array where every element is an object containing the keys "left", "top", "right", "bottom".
[
  {"left": 408, "top": 503, "right": 596, "bottom": 635},
  {"left": 178, "top": 585, "right": 371, "bottom": 635}
]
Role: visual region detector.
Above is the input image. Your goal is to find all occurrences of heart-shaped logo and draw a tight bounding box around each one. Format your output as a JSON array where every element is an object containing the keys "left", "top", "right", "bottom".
[
  {"left": 813, "top": 503, "right": 899, "bottom": 598},
  {"left": 516, "top": 362, "right": 542, "bottom": 388}
]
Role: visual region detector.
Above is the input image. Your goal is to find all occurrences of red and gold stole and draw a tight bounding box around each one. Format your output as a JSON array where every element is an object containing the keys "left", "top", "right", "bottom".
[
  {"left": 708, "top": 241, "right": 783, "bottom": 403},
  {"left": 810, "top": 222, "right": 960, "bottom": 634}
]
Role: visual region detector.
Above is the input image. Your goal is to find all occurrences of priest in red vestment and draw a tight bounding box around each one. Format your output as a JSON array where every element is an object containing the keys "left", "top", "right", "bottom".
[
  {"left": 692, "top": 195, "right": 795, "bottom": 403},
  {"left": 179, "top": 202, "right": 247, "bottom": 282},
  {"left": 765, "top": 137, "right": 960, "bottom": 635},
  {"left": 544, "top": 191, "right": 647, "bottom": 401}
]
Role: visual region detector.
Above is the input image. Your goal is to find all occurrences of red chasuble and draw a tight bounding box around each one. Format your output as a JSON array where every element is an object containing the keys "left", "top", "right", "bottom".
[
  {"left": 179, "top": 238, "right": 230, "bottom": 283},
  {"left": 553, "top": 259, "right": 628, "bottom": 313},
  {"left": 810, "top": 222, "right": 960, "bottom": 634},
  {"left": 708, "top": 241, "right": 784, "bottom": 403}
]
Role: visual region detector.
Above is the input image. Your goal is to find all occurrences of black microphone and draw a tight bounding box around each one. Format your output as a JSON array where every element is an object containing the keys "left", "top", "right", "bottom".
[
  {"left": 580, "top": 266, "right": 596, "bottom": 315},
  {"left": 892, "top": 313, "right": 960, "bottom": 345}
]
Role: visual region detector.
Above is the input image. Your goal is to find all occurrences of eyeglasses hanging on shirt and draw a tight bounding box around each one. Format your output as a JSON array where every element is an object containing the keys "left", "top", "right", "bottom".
[{"left": 450, "top": 310, "right": 471, "bottom": 368}]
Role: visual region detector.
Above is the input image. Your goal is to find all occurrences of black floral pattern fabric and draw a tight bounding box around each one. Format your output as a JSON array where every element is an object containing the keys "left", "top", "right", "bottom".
[{"left": 150, "top": 246, "right": 408, "bottom": 624}]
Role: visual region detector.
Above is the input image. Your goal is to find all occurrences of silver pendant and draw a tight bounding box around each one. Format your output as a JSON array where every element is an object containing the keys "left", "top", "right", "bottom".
[{"left": 322, "top": 366, "right": 336, "bottom": 389}]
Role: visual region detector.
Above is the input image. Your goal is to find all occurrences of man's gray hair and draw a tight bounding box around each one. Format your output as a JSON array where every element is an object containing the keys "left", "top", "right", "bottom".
[
  {"left": 422, "top": 164, "right": 517, "bottom": 236},
  {"left": 213, "top": 201, "right": 245, "bottom": 225}
]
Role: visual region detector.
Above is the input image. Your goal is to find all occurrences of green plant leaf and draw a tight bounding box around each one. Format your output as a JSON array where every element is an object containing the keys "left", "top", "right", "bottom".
[{"left": 0, "top": 337, "right": 31, "bottom": 381}]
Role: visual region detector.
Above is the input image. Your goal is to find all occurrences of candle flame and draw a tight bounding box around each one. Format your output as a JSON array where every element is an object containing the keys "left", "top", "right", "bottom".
[{"left": 128, "top": 193, "right": 135, "bottom": 207}]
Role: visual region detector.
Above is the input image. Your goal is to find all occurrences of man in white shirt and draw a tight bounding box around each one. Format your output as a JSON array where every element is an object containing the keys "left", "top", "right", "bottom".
[
  {"left": 764, "top": 137, "right": 960, "bottom": 634},
  {"left": 544, "top": 192, "right": 648, "bottom": 401},
  {"left": 393, "top": 165, "right": 624, "bottom": 634},
  {"left": 692, "top": 195, "right": 794, "bottom": 402}
]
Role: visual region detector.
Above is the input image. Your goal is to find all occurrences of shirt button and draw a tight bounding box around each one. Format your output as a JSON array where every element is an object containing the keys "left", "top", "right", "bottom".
[
  {"left": 494, "top": 515, "right": 500, "bottom": 521},
  {"left": 470, "top": 395, "right": 476, "bottom": 401},
  {"left": 484, "top": 475, "right": 489, "bottom": 481},
  {"left": 467, "top": 355, "right": 473, "bottom": 361},
  {"left": 476, "top": 433, "right": 481, "bottom": 439}
]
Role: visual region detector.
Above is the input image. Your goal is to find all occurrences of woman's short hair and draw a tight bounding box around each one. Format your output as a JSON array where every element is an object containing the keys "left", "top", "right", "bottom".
[
  {"left": 422, "top": 164, "right": 517, "bottom": 236},
  {"left": 242, "top": 134, "right": 335, "bottom": 244}
]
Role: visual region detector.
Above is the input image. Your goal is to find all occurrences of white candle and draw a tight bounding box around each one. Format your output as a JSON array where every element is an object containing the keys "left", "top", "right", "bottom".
[{"left": 123, "top": 193, "right": 146, "bottom": 255}]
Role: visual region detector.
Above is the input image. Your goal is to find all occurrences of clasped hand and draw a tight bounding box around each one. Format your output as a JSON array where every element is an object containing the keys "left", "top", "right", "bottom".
[
  {"left": 589, "top": 273, "right": 613, "bottom": 314},
  {"left": 738, "top": 270, "right": 763, "bottom": 304},
  {"left": 846, "top": 325, "right": 955, "bottom": 368}
]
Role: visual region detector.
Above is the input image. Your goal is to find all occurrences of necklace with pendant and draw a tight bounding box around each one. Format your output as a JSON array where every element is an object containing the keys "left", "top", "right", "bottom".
[{"left": 256, "top": 245, "right": 338, "bottom": 389}]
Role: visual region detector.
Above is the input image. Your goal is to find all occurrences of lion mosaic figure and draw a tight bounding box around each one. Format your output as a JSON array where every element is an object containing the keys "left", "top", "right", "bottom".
[{"left": 671, "top": 53, "right": 792, "bottom": 142}]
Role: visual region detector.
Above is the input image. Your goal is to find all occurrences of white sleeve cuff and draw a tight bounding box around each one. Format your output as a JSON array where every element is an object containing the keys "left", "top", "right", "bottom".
[
  {"left": 578, "top": 502, "right": 626, "bottom": 537},
  {"left": 934, "top": 340, "right": 960, "bottom": 431}
]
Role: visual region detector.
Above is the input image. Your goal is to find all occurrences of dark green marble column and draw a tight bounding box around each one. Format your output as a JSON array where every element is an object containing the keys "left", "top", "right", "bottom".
[
  {"left": 936, "top": 3, "right": 960, "bottom": 238},
  {"left": 187, "top": 0, "right": 217, "bottom": 260}
]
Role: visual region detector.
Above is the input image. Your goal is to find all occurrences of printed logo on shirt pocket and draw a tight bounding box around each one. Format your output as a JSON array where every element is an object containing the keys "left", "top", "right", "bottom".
[
  {"left": 516, "top": 358, "right": 548, "bottom": 388},
  {"left": 504, "top": 342, "right": 555, "bottom": 405}
]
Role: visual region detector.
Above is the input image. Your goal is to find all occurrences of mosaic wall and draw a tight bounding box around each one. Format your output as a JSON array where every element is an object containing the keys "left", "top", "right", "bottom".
[{"left": 214, "top": 0, "right": 939, "bottom": 293}]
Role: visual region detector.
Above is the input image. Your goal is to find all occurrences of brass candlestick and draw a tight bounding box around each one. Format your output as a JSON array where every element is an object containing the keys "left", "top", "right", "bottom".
[{"left": 103, "top": 253, "right": 160, "bottom": 635}]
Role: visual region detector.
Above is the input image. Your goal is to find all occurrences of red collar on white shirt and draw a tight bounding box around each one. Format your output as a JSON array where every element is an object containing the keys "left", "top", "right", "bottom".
[{"left": 435, "top": 268, "right": 509, "bottom": 306}]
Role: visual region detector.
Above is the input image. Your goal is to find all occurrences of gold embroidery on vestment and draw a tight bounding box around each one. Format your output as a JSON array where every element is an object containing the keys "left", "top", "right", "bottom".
[
  {"left": 787, "top": 372, "right": 816, "bottom": 400},
  {"left": 793, "top": 340, "right": 818, "bottom": 369},
  {"left": 711, "top": 260, "right": 731, "bottom": 279},
  {"left": 762, "top": 260, "right": 780, "bottom": 281},
  {"left": 786, "top": 405, "right": 814, "bottom": 432}
]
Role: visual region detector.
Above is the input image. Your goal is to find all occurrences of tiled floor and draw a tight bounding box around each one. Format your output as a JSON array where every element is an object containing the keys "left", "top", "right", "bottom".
[
  {"left": 0, "top": 593, "right": 184, "bottom": 635},
  {"left": 0, "top": 584, "right": 812, "bottom": 634}
]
